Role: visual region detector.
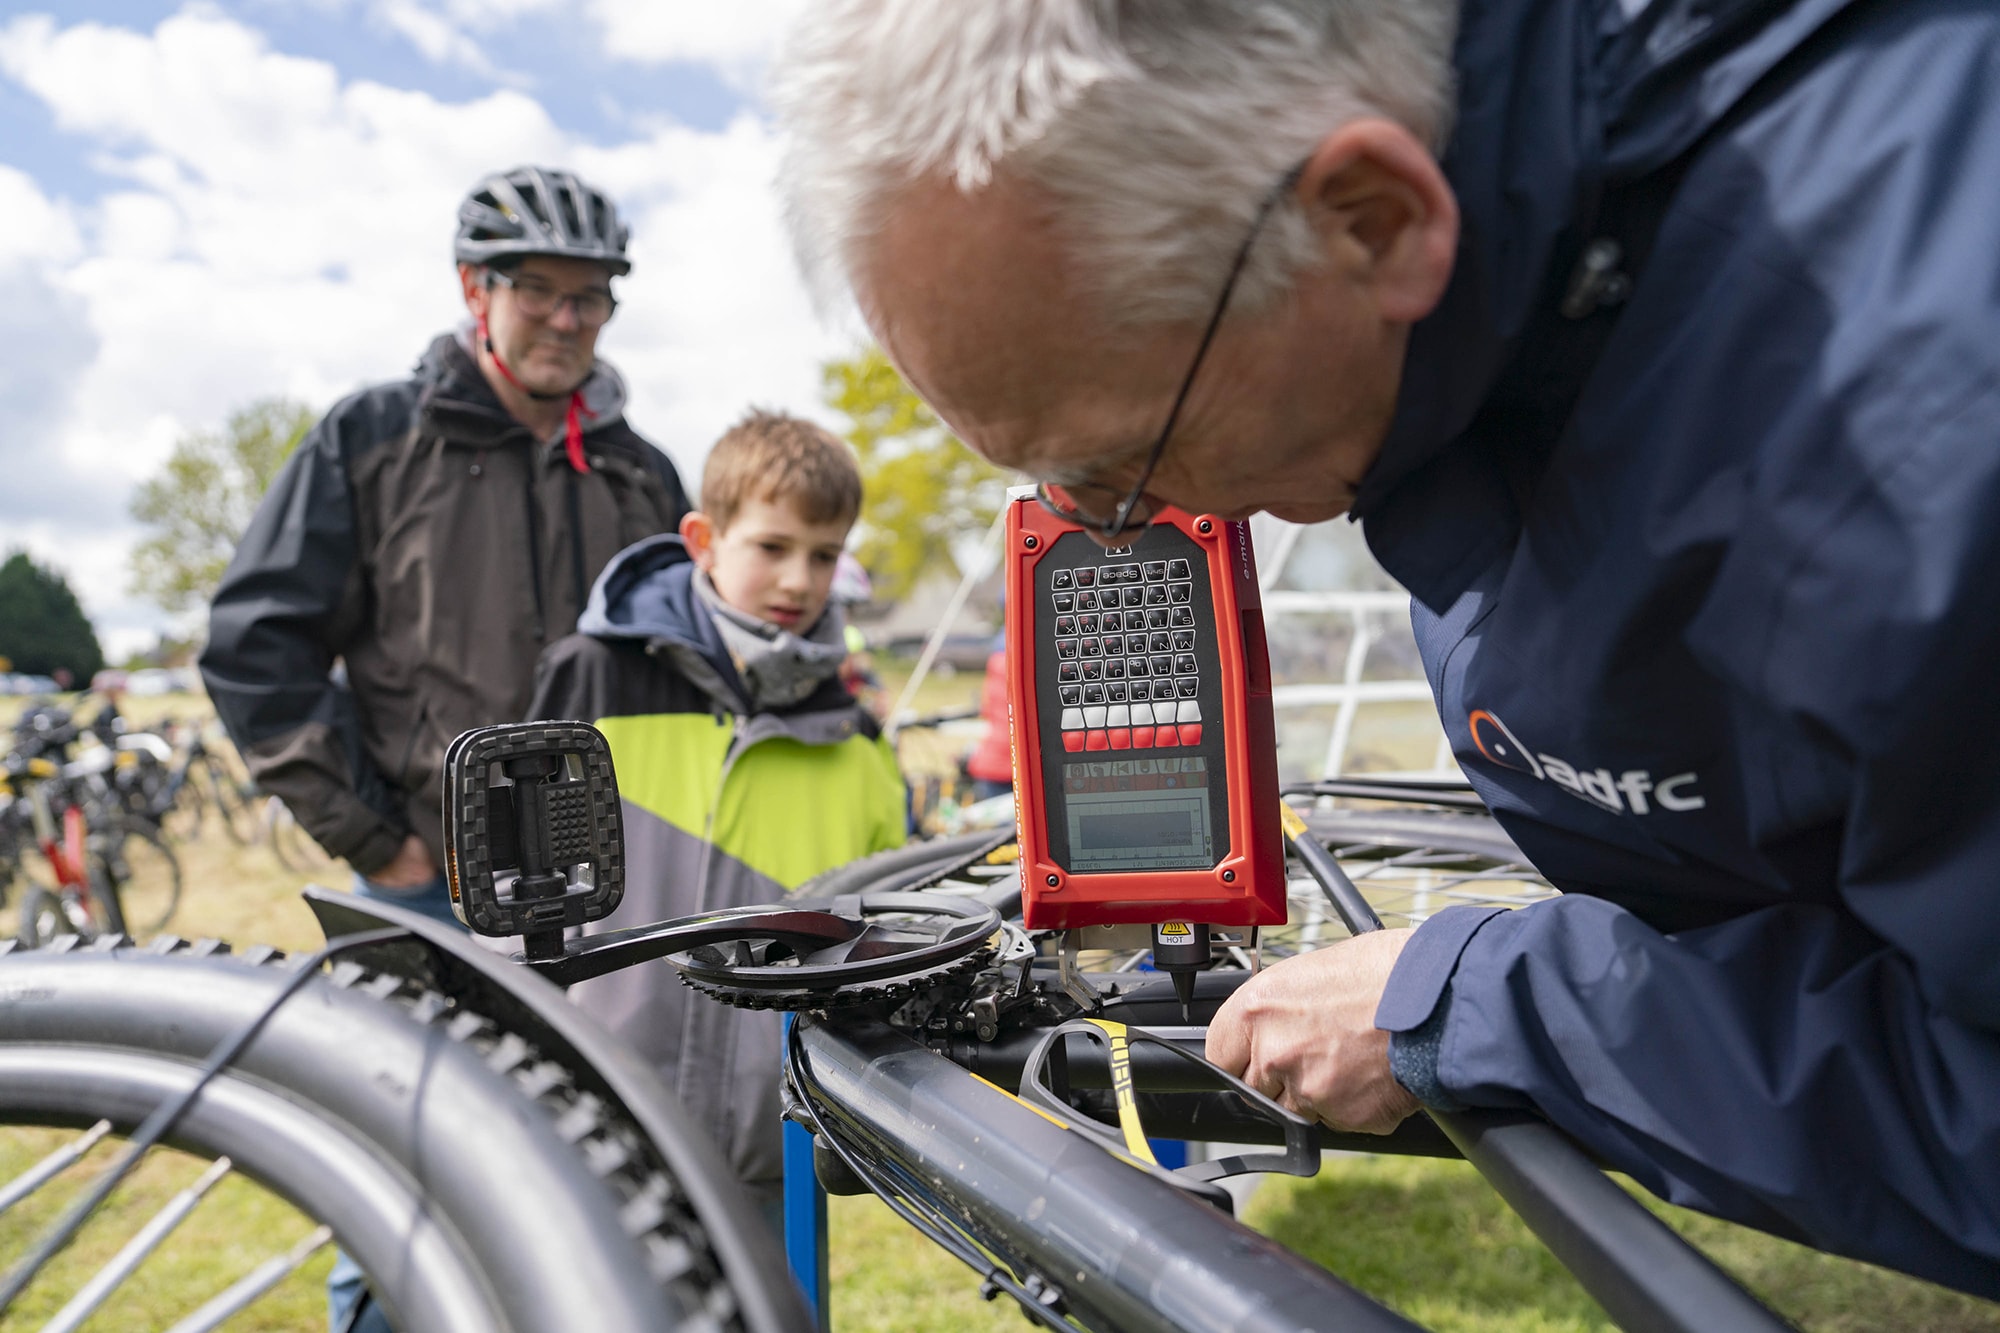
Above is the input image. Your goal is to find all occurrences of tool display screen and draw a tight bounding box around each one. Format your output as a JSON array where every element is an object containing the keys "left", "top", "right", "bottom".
[
  {"left": 1062, "top": 758, "right": 1212, "bottom": 871},
  {"left": 1033, "top": 521, "right": 1231, "bottom": 874}
]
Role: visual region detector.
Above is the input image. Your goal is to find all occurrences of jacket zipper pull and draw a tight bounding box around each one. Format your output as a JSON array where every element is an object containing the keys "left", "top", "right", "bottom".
[{"left": 1561, "top": 238, "right": 1633, "bottom": 320}]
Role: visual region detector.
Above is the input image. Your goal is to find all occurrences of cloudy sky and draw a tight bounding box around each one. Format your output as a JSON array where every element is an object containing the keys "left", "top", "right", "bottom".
[{"left": 0, "top": 0, "right": 858, "bottom": 659}]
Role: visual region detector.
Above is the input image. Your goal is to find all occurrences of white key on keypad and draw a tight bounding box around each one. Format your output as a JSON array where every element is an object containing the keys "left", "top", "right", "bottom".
[{"left": 1061, "top": 708, "right": 1085, "bottom": 730}]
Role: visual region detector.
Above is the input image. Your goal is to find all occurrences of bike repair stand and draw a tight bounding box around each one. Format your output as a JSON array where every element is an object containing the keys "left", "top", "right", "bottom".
[{"left": 782, "top": 1015, "right": 830, "bottom": 1328}]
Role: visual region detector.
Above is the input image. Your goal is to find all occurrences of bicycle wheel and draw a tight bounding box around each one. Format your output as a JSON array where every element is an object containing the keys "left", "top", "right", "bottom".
[
  {"left": 96, "top": 820, "right": 182, "bottom": 936},
  {"left": 0, "top": 935, "right": 805, "bottom": 1332},
  {"left": 199, "top": 757, "right": 261, "bottom": 847},
  {"left": 264, "top": 796, "right": 333, "bottom": 874},
  {"left": 15, "top": 871, "right": 125, "bottom": 949},
  {"left": 159, "top": 769, "right": 209, "bottom": 843}
]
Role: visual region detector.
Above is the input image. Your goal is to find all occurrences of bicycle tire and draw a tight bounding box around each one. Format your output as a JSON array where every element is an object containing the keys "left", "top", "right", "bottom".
[
  {"left": 1301, "top": 806, "right": 1530, "bottom": 867},
  {"left": 265, "top": 796, "right": 333, "bottom": 874},
  {"left": 200, "top": 756, "right": 261, "bottom": 847},
  {"left": 98, "top": 819, "right": 182, "bottom": 936},
  {"left": 161, "top": 768, "right": 208, "bottom": 842},
  {"left": 0, "top": 934, "right": 805, "bottom": 1332},
  {"left": 16, "top": 872, "right": 126, "bottom": 949}
]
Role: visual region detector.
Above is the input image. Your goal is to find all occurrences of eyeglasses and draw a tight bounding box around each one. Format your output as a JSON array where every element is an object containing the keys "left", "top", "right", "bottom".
[
  {"left": 1035, "top": 160, "right": 1308, "bottom": 544},
  {"left": 485, "top": 269, "right": 619, "bottom": 328}
]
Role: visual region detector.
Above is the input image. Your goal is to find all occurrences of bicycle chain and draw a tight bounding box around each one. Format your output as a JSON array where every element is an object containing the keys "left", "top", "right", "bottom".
[{"left": 677, "top": 944, "right": 998, "bottom": 1012}]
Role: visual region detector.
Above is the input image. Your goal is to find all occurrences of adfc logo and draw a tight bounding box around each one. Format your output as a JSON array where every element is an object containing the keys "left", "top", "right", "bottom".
[{"left": 1465, "top": 709, "right": 1704, "bottom": 816}]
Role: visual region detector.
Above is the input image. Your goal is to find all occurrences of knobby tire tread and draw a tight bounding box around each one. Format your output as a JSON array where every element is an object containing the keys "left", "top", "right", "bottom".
[{"left": 0, "top": 932, "right": 755, "bottom": 1333}]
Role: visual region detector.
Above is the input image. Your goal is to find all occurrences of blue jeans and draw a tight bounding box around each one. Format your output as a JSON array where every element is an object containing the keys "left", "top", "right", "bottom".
[
  {"left": 328, "top": 870, "right": 465, "bottom": 1331},
  {"left": 349, "top": 868, "right": 464, "bottom": 929},
  {"left": 327, "top": 1251, "right": 392, "bottom": 1333}
]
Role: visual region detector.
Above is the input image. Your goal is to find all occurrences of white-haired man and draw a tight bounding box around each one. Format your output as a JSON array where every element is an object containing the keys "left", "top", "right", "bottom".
[{"left": 773, "top": 0, "right": 2000, "bottom": 1298}]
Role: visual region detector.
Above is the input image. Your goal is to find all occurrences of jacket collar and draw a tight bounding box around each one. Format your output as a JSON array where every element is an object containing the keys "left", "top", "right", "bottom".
[
  {"left": 414, "top": 329, "right": 630, "bottom": 451},
  {"left": 578, "top": 535, "right": 877, "bottom": 729},
  {"left": 1352, "top": 0, "right": 1865, "bottom": 610}
]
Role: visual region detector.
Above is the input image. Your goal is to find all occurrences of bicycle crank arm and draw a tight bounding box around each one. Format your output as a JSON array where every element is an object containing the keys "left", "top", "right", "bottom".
[{"left": 520, "top": 905, "right": 872, "bottom": 988}]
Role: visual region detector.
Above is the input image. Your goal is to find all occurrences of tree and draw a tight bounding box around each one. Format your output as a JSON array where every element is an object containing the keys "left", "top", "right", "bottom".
[
  {"left": 129, "top": 398, "right": 316, "bottom": 613},
  {"left": 822, "top": 347, "right": 1009, "bottom": 603},
  {"left": 0, "top": 551, "right": 104, "bottom": 683}
]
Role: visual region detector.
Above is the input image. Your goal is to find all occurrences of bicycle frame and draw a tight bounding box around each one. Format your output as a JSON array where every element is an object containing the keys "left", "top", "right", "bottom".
[{"left": 18, "top": 765, "right": 89, "bottom": 893}]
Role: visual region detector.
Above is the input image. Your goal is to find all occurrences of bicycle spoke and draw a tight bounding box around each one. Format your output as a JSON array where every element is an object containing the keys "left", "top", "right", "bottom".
[
  {"left": 0, "top": 1121, "right": 111, "bottom": 1219},
  {"left": 161, "top": 1225, "right": 333, "bottom": 1333},
  {"left": 40, "top": 1156, "right": 235, "bottom": 1333}
]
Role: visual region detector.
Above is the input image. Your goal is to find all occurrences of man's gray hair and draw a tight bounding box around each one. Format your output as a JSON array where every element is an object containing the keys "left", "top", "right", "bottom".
[{"left": 773, "top": 0, "right": 1458, "bottom": 324}]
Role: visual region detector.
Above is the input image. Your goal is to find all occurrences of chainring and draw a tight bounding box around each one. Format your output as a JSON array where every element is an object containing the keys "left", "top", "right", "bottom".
[{"left": 667, "top": 890, "right": 1001, "bottom": 1013}]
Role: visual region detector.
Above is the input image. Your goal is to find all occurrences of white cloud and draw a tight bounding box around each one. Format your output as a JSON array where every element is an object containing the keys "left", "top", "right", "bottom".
[
  {"left": 0, "top": 162, "right": 82, "bottom": 266},
  {"left": 369, "top": 0, "right": 505, "bottom": 79},
  {"left": 0, "top": 4, "right": 850, "bottom": 650},
  {"left": 253, "top": 0, "right": 807, "bottom": 83},
  {"left": 584, "top": 0, "right": 807, "bottom": 78}
]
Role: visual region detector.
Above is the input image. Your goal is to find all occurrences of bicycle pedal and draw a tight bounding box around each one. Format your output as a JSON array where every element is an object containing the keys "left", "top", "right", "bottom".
[{"left": 443, "top": 722, "right": 624, "bottom": 942}]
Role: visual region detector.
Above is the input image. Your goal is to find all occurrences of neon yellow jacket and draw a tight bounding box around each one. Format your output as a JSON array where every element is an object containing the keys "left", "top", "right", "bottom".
[{"left": 529, "top": 537, "right": 904, "bottom": 1181}]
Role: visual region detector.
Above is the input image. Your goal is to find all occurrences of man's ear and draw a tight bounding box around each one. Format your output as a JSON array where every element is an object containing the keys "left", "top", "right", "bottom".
[
  {"left": 680, "top": 511, "right": 716, "bottom": 568},
  {"left": 1296, "top": 118, "right": 1459, "bottom": 324},
  {"left": 459, "top": 263, "right": 490, "bottom": 319}
]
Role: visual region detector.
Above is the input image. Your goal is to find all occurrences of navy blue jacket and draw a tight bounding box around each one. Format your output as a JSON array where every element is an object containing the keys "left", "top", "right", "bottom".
[{"left": 1362, "top": 0, "right": 2000, "bottom": 1296}]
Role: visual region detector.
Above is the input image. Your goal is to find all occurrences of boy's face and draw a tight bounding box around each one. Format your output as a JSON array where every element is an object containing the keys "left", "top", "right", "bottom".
[{"left": 683, "top": 495, "right": 852, "bottom": 633}]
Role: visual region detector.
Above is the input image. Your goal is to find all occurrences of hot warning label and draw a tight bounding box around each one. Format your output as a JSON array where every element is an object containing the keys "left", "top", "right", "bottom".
[{"left": 1158, "top": 922, "right": 1192, "bottom": 936}]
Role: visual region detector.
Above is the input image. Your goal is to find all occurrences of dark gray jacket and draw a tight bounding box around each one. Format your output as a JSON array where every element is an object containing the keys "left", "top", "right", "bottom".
[{"left": 201, "top": 332, "right": 688, "bottom": 874}]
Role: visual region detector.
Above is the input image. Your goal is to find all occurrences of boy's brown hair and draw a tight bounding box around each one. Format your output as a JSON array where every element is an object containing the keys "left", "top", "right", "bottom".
[{"left": 699, "top": 409, "right": 864, "bottom": 531}]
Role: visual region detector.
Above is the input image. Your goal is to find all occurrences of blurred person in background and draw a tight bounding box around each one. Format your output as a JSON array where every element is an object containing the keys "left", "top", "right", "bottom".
[
  {"left": 832, "top": 551, "right": 888, "bottom": 716},
  {"left": 202, "top": 165, "right": 690, "bottom": 927},
  {"left": 964, "top": 606, "right": 1012, "bottom": 803},
  {"left": 203, "top": 162, "right": 692, "bottom": 1333}
]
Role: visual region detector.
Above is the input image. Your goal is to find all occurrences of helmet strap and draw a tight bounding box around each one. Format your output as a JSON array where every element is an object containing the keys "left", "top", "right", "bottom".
[{"left": 476, "top": 311, "right": 594, "bottom": 474}]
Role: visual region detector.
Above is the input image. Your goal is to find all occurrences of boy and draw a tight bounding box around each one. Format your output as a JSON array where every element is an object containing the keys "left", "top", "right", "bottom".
[{"left": 528, "top": 410, "right": 905, "bottom": 1206}]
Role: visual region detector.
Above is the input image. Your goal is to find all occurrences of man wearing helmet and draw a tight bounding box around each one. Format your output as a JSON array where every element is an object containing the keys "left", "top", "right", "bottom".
[{"left": 202, "top": 166, "right": 689, "bottom": 924}]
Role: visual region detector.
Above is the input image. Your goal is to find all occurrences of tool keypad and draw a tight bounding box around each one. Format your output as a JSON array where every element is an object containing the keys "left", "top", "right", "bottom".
[{"left": 1050, "top": 557, "right": 1206, "bottom": 752}]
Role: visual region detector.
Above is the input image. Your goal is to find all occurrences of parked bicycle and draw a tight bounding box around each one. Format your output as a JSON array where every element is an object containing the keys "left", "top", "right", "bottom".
[
  {"left": 0, "top": 708, "right": 183, "bottom": 943},
  {"left": 124, "top": 716, "right": 262, "bottom": 847}
]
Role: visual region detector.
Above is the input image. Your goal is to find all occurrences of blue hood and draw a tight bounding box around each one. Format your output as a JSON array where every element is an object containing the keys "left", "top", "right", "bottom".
[
  {"left": 576, "top": 535, "right": 739, "bottom": 685},
  {"left": 1356, "top": 0, "right": 1863, "bottom": 609}
]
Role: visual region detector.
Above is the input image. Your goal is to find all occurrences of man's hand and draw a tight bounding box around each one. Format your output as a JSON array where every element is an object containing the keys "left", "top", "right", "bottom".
[
  {"left": 366, "top": 834, "right": 436, "bottom": 889},
  {"left": 1205, "top": 928, "right": 1421, "bottom": 1134}
]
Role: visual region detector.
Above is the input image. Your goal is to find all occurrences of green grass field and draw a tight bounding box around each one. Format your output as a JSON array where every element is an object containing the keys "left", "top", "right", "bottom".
[{"left": 2, "top": 689, "right": 1996, "bottom": 1330}]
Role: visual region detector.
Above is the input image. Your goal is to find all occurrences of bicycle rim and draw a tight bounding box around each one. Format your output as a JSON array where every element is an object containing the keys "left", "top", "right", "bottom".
[{"left": 0, "top": 937, "right": 776, "bottom": 1331}]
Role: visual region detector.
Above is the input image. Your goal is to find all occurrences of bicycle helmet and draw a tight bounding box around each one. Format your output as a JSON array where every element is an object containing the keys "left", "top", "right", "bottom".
[{"left": 454, "top": 166, "right": 632, "bottom": 275}]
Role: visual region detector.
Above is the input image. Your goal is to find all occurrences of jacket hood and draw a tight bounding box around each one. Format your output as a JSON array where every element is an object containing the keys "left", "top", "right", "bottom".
[
  {"left": 577, "top": 533, "right": 870, "bottom": 721},
  {"left": 577, "top": 534, "right": 718, "bottom": 651},
  {"left": 414, "top": 328, "right": 631, "bottom": 446},
  {"left": 1354, "top": 0, "right": 1866, "bottom": 607}
]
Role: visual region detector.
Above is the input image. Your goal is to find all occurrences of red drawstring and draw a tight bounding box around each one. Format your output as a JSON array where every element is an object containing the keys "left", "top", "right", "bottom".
[
  {"left": 565, "top": 393, "right": 597, "bottom": 474},
  {"left": 477, "top": 312, "right": 592, "bottom": 474}
]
